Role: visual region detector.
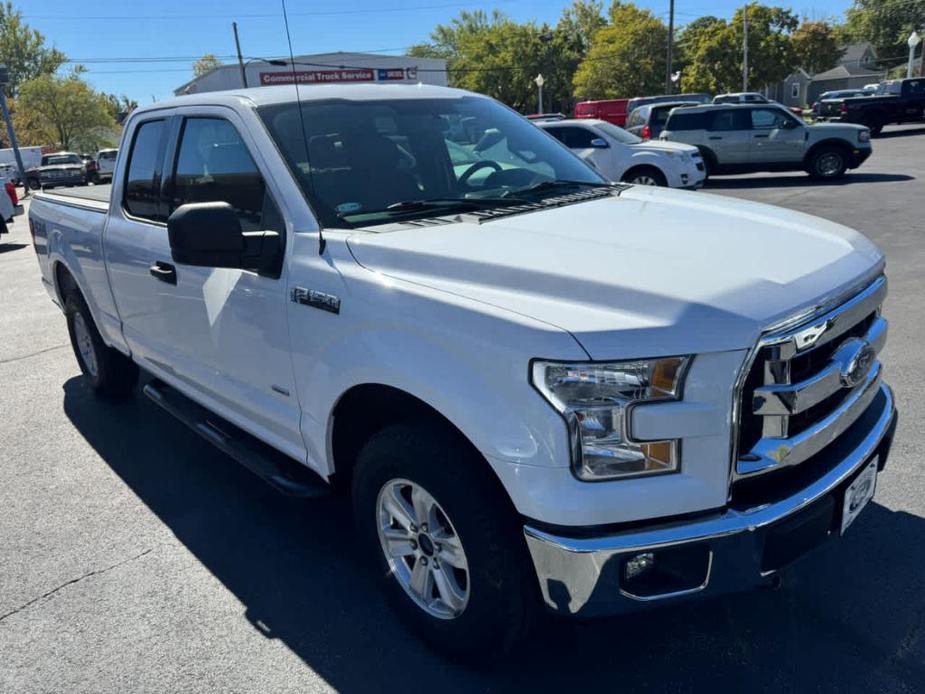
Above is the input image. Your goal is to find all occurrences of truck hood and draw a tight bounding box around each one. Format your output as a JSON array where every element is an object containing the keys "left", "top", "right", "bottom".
[
  {"left": 36, "top": 164, "right": 83, "bottom": 172},
  {"left": 808, "top": 121, "right": 869, "bottom": 134},
  {"left": 346, "top": 187, "right": 883, "bottom": 359}
]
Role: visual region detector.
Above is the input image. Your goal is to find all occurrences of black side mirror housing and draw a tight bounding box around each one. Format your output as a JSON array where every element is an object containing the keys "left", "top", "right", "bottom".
[{"left": 167, "top": 202, "right": 282, "bottom": 277}]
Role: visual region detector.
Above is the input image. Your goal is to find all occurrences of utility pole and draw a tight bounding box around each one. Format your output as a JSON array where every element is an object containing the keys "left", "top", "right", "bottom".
[
  {"left": 666, "top": 0, "right": 675, "bottom": 93},
  {"left": 233, "top": 22, "right": 248, "bottom": 88},
  {"left": 0, "top": 66, "right": 27, "bottom": 196},
  {"left": 742, "top": 4, "right": 749, "bottom": 92},
  {"left": 534, "top": 74, "right": 545, "bottom": 115}
]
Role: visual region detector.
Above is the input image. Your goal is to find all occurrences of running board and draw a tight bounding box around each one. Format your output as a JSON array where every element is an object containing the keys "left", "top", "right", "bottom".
[{"left": 143, "top": 380, "right": 330, "bottom": 498}]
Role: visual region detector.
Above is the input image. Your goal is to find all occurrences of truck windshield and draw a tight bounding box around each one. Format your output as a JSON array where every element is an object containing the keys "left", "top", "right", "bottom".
[{"left": 258, "top": 96, "right": 604, "bottom": 228}]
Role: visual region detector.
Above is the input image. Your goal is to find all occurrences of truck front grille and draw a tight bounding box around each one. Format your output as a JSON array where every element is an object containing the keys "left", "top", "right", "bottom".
[{"left": 733, "top": 276, "right": 887, "bottom": 484}]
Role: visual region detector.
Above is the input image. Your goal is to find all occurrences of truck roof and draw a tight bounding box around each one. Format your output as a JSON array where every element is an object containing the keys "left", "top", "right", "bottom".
[{"left": 136, "top": 83, "right": 477, "bottom": 116}]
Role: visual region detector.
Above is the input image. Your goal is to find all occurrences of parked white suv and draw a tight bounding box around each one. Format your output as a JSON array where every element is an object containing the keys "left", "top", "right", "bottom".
[
  {"left": 538, "top": 118, "right": 706, "bottom": 188},
  {"left": 29, "top": 84, "right": 897, "bottom": 658}
]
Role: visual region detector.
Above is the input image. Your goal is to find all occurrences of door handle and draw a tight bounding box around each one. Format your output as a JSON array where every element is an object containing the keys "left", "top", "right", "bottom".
[
  {"left": 753, "top": 134, "right": 769, "bottom": 138},
  {"left": 149, "top": 261, "right": 177, "bottom": 285},
  {"left": 708, "top": 136, "right": 723, "bottom": 140}
]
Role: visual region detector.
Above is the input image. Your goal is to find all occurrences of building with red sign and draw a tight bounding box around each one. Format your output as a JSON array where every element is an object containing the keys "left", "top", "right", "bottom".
[{"left": 174, "top": 52, "right": 446, "bottom": 95}]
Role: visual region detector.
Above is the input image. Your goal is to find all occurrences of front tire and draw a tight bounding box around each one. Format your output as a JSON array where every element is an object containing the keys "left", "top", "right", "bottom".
[
  {"left": 807, "top": 146, "right": 848, "bottom": 180},
  {"left": 622, "top": 166, "right": 667, "bottom": 186},
  {"left": 352, "top": 422, "right": 536, "bottom": 659},
  {"left": 65, "top": 293, "right": 139, "bottom": 397}
]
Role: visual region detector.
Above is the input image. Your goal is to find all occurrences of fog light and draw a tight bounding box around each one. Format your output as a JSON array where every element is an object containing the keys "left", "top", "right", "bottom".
[{"left": 623, "top": 552, "right": 656, "bottom": 580}]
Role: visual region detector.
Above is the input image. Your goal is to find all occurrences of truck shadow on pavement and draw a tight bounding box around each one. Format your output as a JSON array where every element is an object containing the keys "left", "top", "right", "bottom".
[
  {"left": 63, "top": 376, "right": 925, "bottom": 693},
  {"left": 705, "top": 173, "right": 914, "bottom": 190}
]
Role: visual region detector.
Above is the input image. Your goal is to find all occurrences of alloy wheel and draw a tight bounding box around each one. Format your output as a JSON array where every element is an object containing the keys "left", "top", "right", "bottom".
[{"left": 376, "top": 478, "right": 470, "bottom": 619}]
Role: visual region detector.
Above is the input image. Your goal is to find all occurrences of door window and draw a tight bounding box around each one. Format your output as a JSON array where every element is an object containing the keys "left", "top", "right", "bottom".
[
  {"left": 550, "top": 127, "right": 597, "bottom": 148},
  {"left": 750, "top": 108, "right": 796, "bottom": 130},
  {"left": 124, "top": 119, "right": 166, "bottom": 222},
  {"left": 708, "top": 110, "right": 750, "bottom": 131},
  {"left": 170, "top": 117, "right": 283, "bottom": 233}
]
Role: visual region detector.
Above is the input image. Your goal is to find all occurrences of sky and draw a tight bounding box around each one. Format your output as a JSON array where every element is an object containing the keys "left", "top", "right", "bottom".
[{"left": 22, "top": 0, "right": 856, "bottom": 103}]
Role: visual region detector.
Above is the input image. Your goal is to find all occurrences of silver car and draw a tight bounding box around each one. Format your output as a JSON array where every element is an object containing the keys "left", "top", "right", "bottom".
[{"left": 660, "top": 104, "right": 872, "bottom": 180}]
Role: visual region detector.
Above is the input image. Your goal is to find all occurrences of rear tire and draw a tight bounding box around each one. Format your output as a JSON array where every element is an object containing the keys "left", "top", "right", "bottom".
[
  {"left": 621, "top": 166, "right": 667, "bottom": 187},
  {"left": 807, "top": 146, "right": 848, "bottom": 180},
  {"left": 863, "top": 115, "right": 884, "bottom": 136},
  {"left": 352, "top": 422, "right": 536, "bottom": 660},
  {"left": 64, "top": 293, "right": 139, "bottom": 398}
]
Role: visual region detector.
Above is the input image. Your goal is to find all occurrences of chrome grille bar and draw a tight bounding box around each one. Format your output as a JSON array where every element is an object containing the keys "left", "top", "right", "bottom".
[{"left": 735, "top": 275, "right": 887, "bottom": 479}]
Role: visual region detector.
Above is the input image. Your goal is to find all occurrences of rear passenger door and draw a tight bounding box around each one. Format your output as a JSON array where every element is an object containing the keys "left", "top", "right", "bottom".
[{"left": 705, "top": 109, "right": 752, "bottom": 165}]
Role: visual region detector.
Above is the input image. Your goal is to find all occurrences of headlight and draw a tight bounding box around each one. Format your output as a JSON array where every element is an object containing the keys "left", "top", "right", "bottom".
[
  {"left": 531, "top": 357, "right": 689, "bottom": 481},
  {"left": 858, "top": 130, "right": 870, "bottom": 143}
]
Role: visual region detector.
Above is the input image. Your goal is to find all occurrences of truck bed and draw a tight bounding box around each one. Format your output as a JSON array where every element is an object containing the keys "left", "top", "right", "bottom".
[{"left": 37, "top": 184, "right": 111, "bottom": 212}]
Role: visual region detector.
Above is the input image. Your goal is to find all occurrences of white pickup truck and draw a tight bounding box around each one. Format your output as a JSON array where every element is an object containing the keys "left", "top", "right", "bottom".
[{"left": 29, "top": 84, "right": 897, "bottom": 658}]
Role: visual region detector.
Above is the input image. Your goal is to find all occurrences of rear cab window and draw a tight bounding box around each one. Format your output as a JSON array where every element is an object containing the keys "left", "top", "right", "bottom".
[{"left": 123, "top": 119, "right": 167, "bottom": 222}]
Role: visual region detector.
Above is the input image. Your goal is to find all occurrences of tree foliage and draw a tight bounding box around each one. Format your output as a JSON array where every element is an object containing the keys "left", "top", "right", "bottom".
[
  {"left": 572, "top": 2, "right": 668, "bottom": 99},
  {"left": 193, "top": 53, "right": 222, "bottom": 77},
  {"left": 843, "top": 0, "right": 925, "bottom": 59},
  {"left": 13, "top": 75, "right": 116, "bottom": 150},
  {"left": 680, "top": 4, "right": 798, "bottom": 93},
  {"left": 0, "top": 2, "right": 66, "bottom": 95},
  {"left": 791, "top": 21, "right": 843, "bottom": 74},
  {"left": 409, "top": 4, "right": 607, "bottom": 112}
]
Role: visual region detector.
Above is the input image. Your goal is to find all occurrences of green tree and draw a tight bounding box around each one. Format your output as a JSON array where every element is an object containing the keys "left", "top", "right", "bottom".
[
  {"left": 843, "top": 0, "right": 925, "bottom": 59},
  {"left": 13, "top": 74, "right": 116, "bottom": 150},
  {"left": 680, "top": 4, "right": 798, "bottom": 93},
  {"left": 103, "top": 93, "right": 139, "bottom": 123},
  {"left": 792, "top": 21, "right": 842, "bottom": 74},
  {"left": 0, "top": 2, "right": 66, "bottom": 95},
  {"left": 410, "top": 11, "right": 563, "bottom": 112},
  {"left": 193, "top": 53, "right": 222, "bottom": 77},
  {"left": 572, "top": 2, "right": 668, "bottom": 99}
]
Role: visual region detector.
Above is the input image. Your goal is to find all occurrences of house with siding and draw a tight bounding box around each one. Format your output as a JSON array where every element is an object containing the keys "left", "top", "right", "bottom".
[{"left": 772, "top": 42, "right": 885, "bottom": 107}]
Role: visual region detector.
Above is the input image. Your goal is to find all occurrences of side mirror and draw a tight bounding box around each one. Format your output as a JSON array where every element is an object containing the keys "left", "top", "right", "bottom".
[
  {"left": 167, "top": 202, "right": 281, "bottom": 276},
  {"left": 590, "top": 138, "right": 610, "bottom": 148}
]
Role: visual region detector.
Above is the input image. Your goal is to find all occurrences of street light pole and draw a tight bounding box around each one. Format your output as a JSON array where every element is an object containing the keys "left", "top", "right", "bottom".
[
  {"left": 742, "top": 4, "right": 749, "bottom": 91},
  {"left": 534, "top": 73, "right": 545, "bottom": 115},
  {"left": 666, "top": 0, "right": 675, "bottom": 93},
  {"left": 0, "top": 66, "right": 27, "bottom": 196},
  {"left": 908, "top": 31, "right": 922, "bottom": 79}
]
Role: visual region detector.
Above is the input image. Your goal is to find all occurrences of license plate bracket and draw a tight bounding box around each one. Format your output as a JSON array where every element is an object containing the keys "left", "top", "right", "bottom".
[{"left": 840, "top": 457, "right": 878, "bottom": 535}]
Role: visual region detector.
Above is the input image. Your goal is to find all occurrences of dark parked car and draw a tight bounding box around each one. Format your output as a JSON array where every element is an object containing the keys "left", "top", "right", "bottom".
[
  {"left": 811, "top": 89, "right": 867, "bottom": 117},
  {"left": 626, "top": 93, "right": 710, "bottom": 116},
  {"left": 820, "top": 78, "right": 925, "bottom": 135},
  {"left": 625, "top": 101, "right": 700, "bottom": 140},
  {"left": 26, "top": 152, "right": 88, "bottom": 190}
]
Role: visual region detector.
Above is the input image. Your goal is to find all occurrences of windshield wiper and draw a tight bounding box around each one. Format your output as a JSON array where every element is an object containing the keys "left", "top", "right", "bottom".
[
  {"left": 338, "top": 197, "right": 522, "bottom": 220},
  {"left": 504, "top": 180, "right": 615, "bottom": 198}
]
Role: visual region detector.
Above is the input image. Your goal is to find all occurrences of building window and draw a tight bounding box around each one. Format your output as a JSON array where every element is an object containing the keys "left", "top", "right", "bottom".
[{"left": 791, "top": 83, "right": 800, "bottom": 99}]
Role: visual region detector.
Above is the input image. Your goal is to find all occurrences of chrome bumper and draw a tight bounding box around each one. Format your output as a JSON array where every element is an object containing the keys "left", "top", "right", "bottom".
[{"left": 524, "top": 384, "right": 896, "bottom": 617}]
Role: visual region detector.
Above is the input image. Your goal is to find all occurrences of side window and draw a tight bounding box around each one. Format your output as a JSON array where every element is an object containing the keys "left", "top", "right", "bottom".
[
  {"left": 170, "top": 117, "right": 283, "bottom": 233},
  {"left": 708, "top": 110, "right": 749, "bottom": 131},
  {"left": 750, "top": 108, "right": 793, "bottom": 130},
  {"left": 908, "top": 80, "right": 923, "bottom": 96},
  {"left": 557, "top": 127, "right": 596, "bottom": 148},
  {"left": 543, "top": 127, "right": 566, "bottom": 144},
  {"left": 124, "top": 119, "right": 166, "bottom": 222}
]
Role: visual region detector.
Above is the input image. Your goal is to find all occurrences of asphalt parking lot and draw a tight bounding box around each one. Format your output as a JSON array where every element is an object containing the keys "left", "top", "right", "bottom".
[{"left": 2, "top": 125, "right": 924, "bottom": 693}]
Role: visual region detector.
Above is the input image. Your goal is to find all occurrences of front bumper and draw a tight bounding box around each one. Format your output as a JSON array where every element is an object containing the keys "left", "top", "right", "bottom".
[
  {"left": 848, "top": 148, "right": 872, "bottom": 169},
  {"left": 524, "top": 383, "right": 896, "bottom": 617},
  {"left": 40, "top": 172, "right": 85, "bottom": 187}
]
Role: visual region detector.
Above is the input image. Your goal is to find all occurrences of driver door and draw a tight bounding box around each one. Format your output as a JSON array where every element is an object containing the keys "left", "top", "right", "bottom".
[{"left": 748, "top": 107, "right": 806, "bottom": 164}]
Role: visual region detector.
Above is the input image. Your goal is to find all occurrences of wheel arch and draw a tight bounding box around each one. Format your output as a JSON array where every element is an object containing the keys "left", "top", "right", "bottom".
[
  {"left": 804, "top": 138, "right": 853, "bottom": 164},
  {"left": 621, "top": 163, "right": 667, "bottom": 184},
  {"left": 327, "top": 383, "right": 515, "bottom": 505}
]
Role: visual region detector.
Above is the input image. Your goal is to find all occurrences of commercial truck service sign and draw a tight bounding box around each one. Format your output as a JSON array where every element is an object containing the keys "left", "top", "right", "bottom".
[{"left": 259, "top": 67, "right": 417, "bottom": 85}]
